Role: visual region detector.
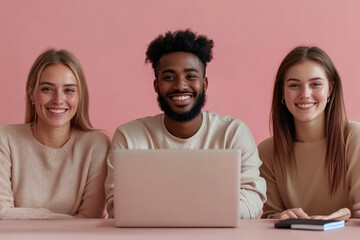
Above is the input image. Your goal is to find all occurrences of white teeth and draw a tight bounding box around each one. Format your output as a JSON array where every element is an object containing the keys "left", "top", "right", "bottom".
[
  {"left": 172, "top": 96, "right": 190, "bottom": 101},
  {"left": 297, "top": 103, "right": 314, "bottom": 108},
  {"left": 49, "top": 109, "right": 66, "bottom": 113}
]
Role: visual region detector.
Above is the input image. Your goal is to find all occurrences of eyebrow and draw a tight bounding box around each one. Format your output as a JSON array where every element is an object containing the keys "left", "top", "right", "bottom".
[
  {"left": 161, "top": 68, "right": 199, "bottom": 75},
  {"left": 39, "top": 81, "right": 78, "bottom": 87},
  {"left": 286, "top": 77, "right": 324, "bottom": 82}
]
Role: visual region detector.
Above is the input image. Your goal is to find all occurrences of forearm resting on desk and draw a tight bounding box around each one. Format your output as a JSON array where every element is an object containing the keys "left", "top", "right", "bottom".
[{"left": 0, "top": 207, "right": 73, "bottom": 220}]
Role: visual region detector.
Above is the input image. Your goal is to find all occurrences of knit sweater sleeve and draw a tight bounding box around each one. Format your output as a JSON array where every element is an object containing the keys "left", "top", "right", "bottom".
[
  {"left": 105, "top": 127, "right": 129, "bottom": 218},
  {"left": 258, "top": 138, "right": 285, "bottom": 219},
  {"left": 233, "top": 124, "right": 267, "bottom": 219},
  {"left": 0, "top": 126, "right": 110, "bottom": 219},
  {"left": 219, "top": 119, "right": 266, "bottom": 219},
  {"left": 75, "top": 131, "right": 110, "bottom": 218},
  {"left": 346, "top": 122, "right": 360, "bottom": 218},
  {"left": 0, "top": 127, "right": 72, "bottom": 220}
]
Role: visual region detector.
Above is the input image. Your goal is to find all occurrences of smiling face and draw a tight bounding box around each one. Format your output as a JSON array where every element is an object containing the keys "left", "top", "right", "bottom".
[
  {"left": 283, "top": 60, "right": 332, "bottom": 127},
  {"left": 29, "top": 64, "right": 79, "bottom": 130},
  {"left": 154, "top": 51, "right": 208, "bottom": 122}
]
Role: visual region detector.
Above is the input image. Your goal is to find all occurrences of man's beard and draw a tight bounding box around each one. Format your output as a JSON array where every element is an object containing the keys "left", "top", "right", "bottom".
[{"left": 157, "top": 89, "right": 206, "bottom": 122}]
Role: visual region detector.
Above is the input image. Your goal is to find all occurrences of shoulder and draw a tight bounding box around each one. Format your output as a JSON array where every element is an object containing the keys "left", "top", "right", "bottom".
[
  {"left": 204, "top": 111, "right": 249, "bottom": 130},
  {"left": 345, "top": 121, "right": 360, "bottom": 167},
  {"left": 0, "top": 123, "right": 28, "bottom": 133},
  {"left": 0, "top": 124, "right": 33, "bottom": 155},
  {"left": 258, "top": 137, "right": 274, "bottom": 151},
  {"left": 83, "top": 129, "right": 108, "bottom": 138},
  {"left": 205, "top": 111, "right": 243, "bottom": 123},
  {"left": 258, "top": 137, "right": 274, "bottom": 158},
  {"left": 75, "top": 129, "right": 110, "bottom": 150},
  {"left": 345, "top": 121, "right": 360, "bottom": 148},
  {"left": 0, "top": 124, "right": 30, "bottom": 141},
  {"left": 70, "top": 130, "right": 110, "bottom": 167},
  {"left": 111, "top": 115, "right": 163, "bottom": 149},
  {"left": 116, "top": 114, "right": 162, "bottom": 135},
  {"left": 86, "top": 130, "right": 109, "bottom": 142},
  {"left": 347, "top": 121, "right": 360, "bottom": 136},
  {"left": 203, "top": 111, "right": 257, "bottom": 148}
]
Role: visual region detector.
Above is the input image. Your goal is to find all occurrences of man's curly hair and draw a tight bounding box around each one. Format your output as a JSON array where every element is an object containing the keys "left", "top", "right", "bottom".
[{"left": 145, "top": 29, "right": 214, "bottom": 77}]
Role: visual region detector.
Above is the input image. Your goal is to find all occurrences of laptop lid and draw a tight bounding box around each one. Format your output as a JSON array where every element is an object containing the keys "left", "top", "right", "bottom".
[{"left": 113, "top": 149, "right": 241, "bottom": 227}]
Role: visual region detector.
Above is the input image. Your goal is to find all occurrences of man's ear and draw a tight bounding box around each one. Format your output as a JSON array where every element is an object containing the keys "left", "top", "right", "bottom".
[
  {"left": 153, "top": 79, "right": 158, "bottom": 93},
  {"left": 203, "top": 77, "right": 208, "bottom": 91}
]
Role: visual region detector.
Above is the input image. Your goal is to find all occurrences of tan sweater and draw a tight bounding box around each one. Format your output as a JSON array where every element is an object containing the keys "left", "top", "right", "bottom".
[
  {"left": 259, "top": 121, "right": 360, "bottom": 218},
  {"left": 105, "top": 111, "right": 267, "bottom": 219},
  {"left": 0, "top": 124, "right": 110, "bottom": 219}
]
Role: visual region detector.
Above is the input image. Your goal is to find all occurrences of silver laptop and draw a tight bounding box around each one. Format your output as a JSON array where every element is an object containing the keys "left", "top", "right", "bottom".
[{"left": 113, "top": 149, "right": 241, "bottom": 227}]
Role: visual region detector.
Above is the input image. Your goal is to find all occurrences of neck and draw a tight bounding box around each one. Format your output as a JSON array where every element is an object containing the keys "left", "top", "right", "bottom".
[
  {"left": 294, "top": 116, "right": 325, "bottom": 142},
  {"left": 31, "top": 122, "right": 72, "bottom": 148},
  {"left": 163, "top": 112, "right": 203, "bottom": 139}
]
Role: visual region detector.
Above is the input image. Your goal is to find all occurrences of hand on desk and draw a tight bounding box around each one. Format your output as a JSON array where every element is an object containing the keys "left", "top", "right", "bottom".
[
  {"left": 311, "top": 208, "right": 351, "bottom": 220},
  {"left": 279, "top": 207, "right": 351, "bottom": 221},
  {"left": 279, "top": 208, "right": 310, "bottom": 220}
]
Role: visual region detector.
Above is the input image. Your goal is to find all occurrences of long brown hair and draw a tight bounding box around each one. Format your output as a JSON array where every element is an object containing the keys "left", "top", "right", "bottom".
[
  {"left": 25, "top": 49, "right": 94, "bottom": 131},
  {"left": 271, "top": 46, "right": 348, "bottom": 194}
]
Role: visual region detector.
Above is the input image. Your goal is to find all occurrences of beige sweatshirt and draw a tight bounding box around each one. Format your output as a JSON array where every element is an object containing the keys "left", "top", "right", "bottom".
[
  {"left": 0, "top": 124, "right": 110, "bottom": 219},
  {"left": 259, "top": 121, "right": 360, "bottom": 218},
  {"left": 105, "top": 111, "right": 267, "bottom": 219}
]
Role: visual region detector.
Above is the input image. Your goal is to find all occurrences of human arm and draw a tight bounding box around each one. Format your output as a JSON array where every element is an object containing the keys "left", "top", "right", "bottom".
[
  {"left": 0, "top": 208, "right": 73, "bottom": 220},
  {"left": 104, "top": 128, "right": 129, "bottom": 218},
  {"left": 232, "top": 124, "right": 267, "bottom": 219},
  {"left": 238, "top": 148, "right": 267, "bottom": 218},
  {"left": 74, "top": 131, "right": 110, "bottom": 218},
  {"left": 0, "top": 133, "right": 72, "bottom": 220},
  {"left": 258, "top": 138, "right": 287, "bottom": 219},
  {"left": 104, "top": 150, "right": 115, "bottom": 218},
  {"left": 345, "top": 122, "right": 360, "bottom": 218}
]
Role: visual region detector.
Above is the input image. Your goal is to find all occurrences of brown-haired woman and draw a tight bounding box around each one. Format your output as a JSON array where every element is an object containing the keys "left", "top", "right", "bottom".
[
  {"left": 259, "top": 46, "right": 360, "bottom": 220},
  {"left": 0, "top": 49, "right": 109, "bottom": 219}
]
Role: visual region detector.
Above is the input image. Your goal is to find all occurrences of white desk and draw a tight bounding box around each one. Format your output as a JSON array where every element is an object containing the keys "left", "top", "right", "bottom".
[{"left": 1, "top": 219, "right": 359, "bottom": 240}]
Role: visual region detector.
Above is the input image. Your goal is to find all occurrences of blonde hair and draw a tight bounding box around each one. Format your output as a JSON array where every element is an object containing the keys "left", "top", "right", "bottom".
[
  {"left": 25, "top": 49, "right": 94, "bottom": 131},
  {"left": 271, "top": 46, "right": 348, "bottom": 194}
]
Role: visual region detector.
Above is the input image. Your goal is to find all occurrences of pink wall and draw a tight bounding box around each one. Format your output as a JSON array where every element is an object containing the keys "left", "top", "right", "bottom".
[{"left": 1, "top": 0, "right": 360, "bottom": 144}]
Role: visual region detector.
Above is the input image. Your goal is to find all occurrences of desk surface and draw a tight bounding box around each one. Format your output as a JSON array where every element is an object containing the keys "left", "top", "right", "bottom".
[{"left": 1, "top": 219, "right": 359, "bottom": 240}]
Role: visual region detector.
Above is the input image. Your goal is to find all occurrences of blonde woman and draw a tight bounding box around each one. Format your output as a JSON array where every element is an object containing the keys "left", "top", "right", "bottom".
[{"left": 0, "top": 49, "right": 109, "bottom": 219}]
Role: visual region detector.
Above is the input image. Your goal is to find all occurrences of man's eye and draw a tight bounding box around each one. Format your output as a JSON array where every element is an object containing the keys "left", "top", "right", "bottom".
[{"left": 163, "top": 76, "right": 174, "bottom": 80}]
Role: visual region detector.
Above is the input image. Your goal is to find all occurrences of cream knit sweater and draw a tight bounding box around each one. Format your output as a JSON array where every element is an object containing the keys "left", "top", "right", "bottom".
[
  {"left": 0, "top": 124, "right": 110, "bottom": 219},
  {"left": 105, "top": 111, "right": 267, "bottom": 219}
]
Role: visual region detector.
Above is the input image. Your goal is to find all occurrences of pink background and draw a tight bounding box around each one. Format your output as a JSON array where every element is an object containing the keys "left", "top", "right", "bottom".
[{"left": 1, "top": 0, "right": 360, "bottom": 144}]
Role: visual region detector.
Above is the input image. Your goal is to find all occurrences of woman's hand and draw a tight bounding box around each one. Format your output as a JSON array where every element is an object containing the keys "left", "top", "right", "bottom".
[
  {"left": 279, "top": 207, "right": 351, "bottom": 220},
  {"left": 311, "top": 208, "right": 351, "bottom": 220},
  {"left": 279, "top": 208, "right": 310, "bottom": 220}
]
